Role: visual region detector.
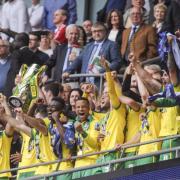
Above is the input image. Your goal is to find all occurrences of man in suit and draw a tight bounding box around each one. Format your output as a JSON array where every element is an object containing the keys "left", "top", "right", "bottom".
[
  {"left": 121, "top": 6, "right": 158, "bottom": 66},
  {"left": 63, "top": 22, "right": 121, "bottom": 82},
  {"left": 4, "top": 33, "right": 46, "bottom": 97},
  {"left": 28, "top": 31, "right": 49, "bottom": 64},
  {"left": 47, "top": 24, "right": 82, "bottom": 82}
]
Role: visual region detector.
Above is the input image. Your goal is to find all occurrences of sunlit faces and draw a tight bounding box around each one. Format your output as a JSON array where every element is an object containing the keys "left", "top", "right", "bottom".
[
  {"left": 69, "top": 90, "right": 81, "bottom": 107},
  {"left": 91, "top": 26, "right": 106, "bottom": 42},
  {"left": 31, "top": 0, "right": 40, "bottom": 5},
  {"left": 40, "top": 35, "right": 51, "bottom": 47},
  {"left": 100, "top": 87, "right": 110, "bottom": 110},
  {"left": 66, "top": 26, "right": 80, "bottom": 45},
  {"left": 29, "top": 34, "right": 39, "bottom": 50},
  {"left": 130, "top": 7, "right": 143, "bottom": 26},
  {"left": 53, "top": 10, "right": 67, "bottom": 25},
  {"left": 0, "top": 40, "right": 9, "bottom": 58},
  {"left": 62, "top": 84, "right": 71, "bottom": 103},
  {"left": 154, "top": 8, "right": 166, "bottom": 22},
  {"left": 83, "top": 20, "right": 92, "bottom": 34},
  {"left": 75, "top": 99, "right": 90, "bottom": 122},
  {"left": 130, "top": 74, "right": 137, "bottom": 88},
  {"left": 161, "top": 70, "right": 170, "bottom": 84},
  {"left": 110, "top": 11, "right": 120, "bottom": 26},
  {"left": 132, "top": 0, "right": 145, "bottom": 7}
]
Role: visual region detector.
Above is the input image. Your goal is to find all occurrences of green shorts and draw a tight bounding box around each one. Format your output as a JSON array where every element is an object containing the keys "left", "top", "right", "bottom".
[
  {"left": 135, "top": 156, "right": 157, "bottom": 166},
  {"left": 123, "top": 152, "right": 137, "bottom": 169},
  {"left": 72, "top": 169, "right": 92, "bottom": 179},
  {"left": 18, "top": 171, "right": 35, "bottom": 180},
  {"left": 50, "top": 173, "right": 72, "bottom": 180},
  {"left": 93, "top": 152, "right": 119, "bottom": 175},
  {"left": 159, "top": 138, "right": 180, "bottom": 161},
  {"left": 0, "top": 177, "right": 9, "bottom": 180}
]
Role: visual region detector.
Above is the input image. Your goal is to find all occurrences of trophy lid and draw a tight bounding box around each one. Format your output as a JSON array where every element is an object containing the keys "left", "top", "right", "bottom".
[{"left": 8, "top": 96, "right": 23, "bottom": 108}]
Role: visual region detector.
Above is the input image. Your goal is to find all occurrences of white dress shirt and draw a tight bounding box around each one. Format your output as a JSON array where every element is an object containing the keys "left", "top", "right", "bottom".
[
  {"left": 2, "top": 0, "right": 31, "bottom": 35},
  {"left": 28, "top": 4, "right": 44, "bottom": 31}
]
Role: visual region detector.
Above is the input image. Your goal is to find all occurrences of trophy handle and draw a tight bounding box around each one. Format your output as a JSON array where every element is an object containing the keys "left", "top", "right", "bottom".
[{"left": 8, "top": 96, "right": 23, "bottom": 108}]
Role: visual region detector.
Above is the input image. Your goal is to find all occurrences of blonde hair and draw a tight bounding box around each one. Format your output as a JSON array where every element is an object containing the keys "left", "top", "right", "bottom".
[{"left": 154, "top": 3, "right": 167, "bottom": 13}]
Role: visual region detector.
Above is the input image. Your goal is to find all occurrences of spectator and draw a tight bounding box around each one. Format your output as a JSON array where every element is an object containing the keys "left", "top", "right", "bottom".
[
  {"left": 149, "top": 0, "right": 180, "bottom": 33},
  {"left": 28, "top": 31, "right": 49, "bottom": 64},
  {"left": 53, "top": 9, "right": 68, "bottom": 45},
  {"left": 72, "top": 97, "right": 100, "bottom": 179},
  {"left": 0, "top": 95, "right": 14, "bottom": 179},
  {"left": 38, "top": 31, "right": 53, "bottom": 57},
  {"left": 4, "top": 33, "right": 46, "bottom": 97},
  {"left": 106, "top": 9, "right": 124, "bottom": 48},
  {"left": 97, "top": 0, "right": 126, "bottom": 23},
  {"left": 43, "top": 0, "right": 77, "bottom": 31},
  {"left": 1, "top": 0, "right": 31, "bottom": 38},
  {"left": 123, "top": 0, "right": 149, "bottom": 28},
  {"left": 82, "top": 20, "right": 93, "bottom": 44},
  {"left": 47, "top": 24, "right": 82, "bottom": 82},
  {"left": 121, "top": 7, "right": 158, "bottom": 66},
  {"left": 0, "top": 39, "right": 11, "bottom": 93},
  {"left": 28, "top": 0, "right": 44, "bottom": 31},
  {"left": 77, "top": 26, "right": 87, "bottom": 48},
  {"left": 63, "top": 22, "right": 121, "bottom": 82},
  {"left": 152, "top": 3, "right": 171, "bottom": 34}
]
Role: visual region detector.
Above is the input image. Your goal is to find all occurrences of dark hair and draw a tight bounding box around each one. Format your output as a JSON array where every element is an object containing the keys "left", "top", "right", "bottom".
[
  {"left": 14, "top": 33, "right": 29, "bottom": 47},
  {"left": 29, "top": 31, "right": 41, "bottom": 41},
  {"left": 76, "top": 97, "right": 89, "bottom": 106},
  {"left": 35, "top": 104, "right": 48, "bottom": 117},
  {"left": 78, "top": 25, "right": 87, "bottom": 46},
  {"left": 106, "top": 9, "right": 124, "bottom": 31},
  {"left": 44, "top": 82, "right": 63, "bottom": 97},
  {"left": 69, "top": 88, "right": 83, "bottom": 99},
  {"left": 51, "top": 97, "right": 65, "bottom": 110},
  {"left": 92, "top": 22, "right": 108, "bottom": 33}
]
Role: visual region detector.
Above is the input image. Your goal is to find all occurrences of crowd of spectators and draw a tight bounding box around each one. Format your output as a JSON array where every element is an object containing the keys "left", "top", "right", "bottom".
[{"left": 0, "top": 0, "right": 180, "bottom": 179}]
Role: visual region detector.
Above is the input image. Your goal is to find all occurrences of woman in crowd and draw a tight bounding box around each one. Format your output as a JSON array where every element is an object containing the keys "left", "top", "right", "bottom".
[{"left": 106, "top": 9, "right": 124, "bottom": 48}]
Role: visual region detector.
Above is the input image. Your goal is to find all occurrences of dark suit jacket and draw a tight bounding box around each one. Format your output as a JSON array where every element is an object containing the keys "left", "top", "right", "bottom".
[
  {"left": 47, "top": 44, "right": 68, "bottom": 82},
  {"left": 66, "top": 39, "right": 121, "bottom": 75},
  {"left": 121, "top": 24, "right": 158, "bottom": 63},
  {"left": 4, "top": 47, "right": 47, "bottom": 97}
]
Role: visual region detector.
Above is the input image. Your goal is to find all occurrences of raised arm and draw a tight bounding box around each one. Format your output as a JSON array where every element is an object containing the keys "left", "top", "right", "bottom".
[
  {"left": 100, "top": 57, "right": 120, "bottom": 109},
  {"left": 2, "top": 112, "right": 31, "bottom": 137},
  {"left": 22, "top": 114, "right": 48, "bottom": 136},
  {"left": 130, "top": 53, "right": 161, "bottom": 95}
]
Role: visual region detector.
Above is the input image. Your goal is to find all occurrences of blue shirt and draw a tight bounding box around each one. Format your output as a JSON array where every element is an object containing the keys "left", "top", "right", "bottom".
[
  {"left": 43, "top": 0, "right": 77, "bottom": 31},
  {"left": 0, "top": 59, "right": 11, "bottom": 92}
]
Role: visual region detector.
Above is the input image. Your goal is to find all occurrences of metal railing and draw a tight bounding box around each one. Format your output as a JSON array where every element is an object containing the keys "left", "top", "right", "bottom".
[
  {"left": 62, "top": 56, "right": 161, "bottom": 93},
  {"left": 26, "top": 146, "right": 180, "bottom": 180},
  {"left": 62, "top": 73, "right": 124, "bottom": 94},
  {"left": 1, "top": 134, "right": 180, "bottom": 176}
]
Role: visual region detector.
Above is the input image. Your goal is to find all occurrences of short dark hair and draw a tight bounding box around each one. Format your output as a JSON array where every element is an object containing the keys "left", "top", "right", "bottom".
[
  {"left": 29, "top": 31, "right": 41, "bottom": 41},
  {"left": 35, "top": 104, "right": 48, "bottom": 117},
  {"left": 76, "top": 97, "right": 89, "bottom": 106},
  {"left": 92, "top": 22, "right": 108, "bottom": 33},
  {"left": 15, "top": 33, "right": 29, "bottom": 46},
  {"left": 69, "top": 88, "right": 83, "bottom": 98},
  {"left": 51, "top": 97, "right": 65, "bottom": 111},
  {"left": 44, "top": 82, "right": 62, "bottom": 97}
]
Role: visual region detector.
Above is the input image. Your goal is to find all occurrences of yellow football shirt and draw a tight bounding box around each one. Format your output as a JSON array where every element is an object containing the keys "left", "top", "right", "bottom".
[
  {"left": 159, "top": 84, "right": 180, "bottom": 137},
  {"left": 17, "top": 132, "right": 37, "bottom": 176},
  {"left": 125, "top": 108, "right": 143, "bottom": 153},
  {"left": 0, "top": 131, "right": 12, "bottom": 178},
  {"left": 75, "top": 117, "right": 100, "bottom": 168},
  {"left": 138, "top": 109, "right": 161, "bottom": 155}
]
